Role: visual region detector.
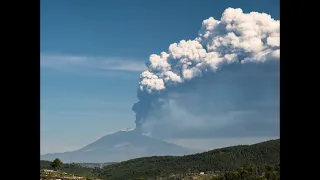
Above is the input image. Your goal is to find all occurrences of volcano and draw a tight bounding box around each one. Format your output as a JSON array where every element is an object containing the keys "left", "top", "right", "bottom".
[{"left": 40, "top": 128, "right": 195, "bottom": 163}]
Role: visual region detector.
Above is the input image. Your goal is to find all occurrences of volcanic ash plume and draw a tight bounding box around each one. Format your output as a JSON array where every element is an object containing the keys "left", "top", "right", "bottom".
[{"left": 132, "top": 8, "right": 280, "bottom": 129}]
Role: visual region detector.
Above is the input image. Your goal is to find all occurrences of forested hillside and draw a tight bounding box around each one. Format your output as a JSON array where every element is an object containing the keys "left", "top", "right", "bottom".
[{"left": 92, "top": 139, "right": 280, "bottom": 180}]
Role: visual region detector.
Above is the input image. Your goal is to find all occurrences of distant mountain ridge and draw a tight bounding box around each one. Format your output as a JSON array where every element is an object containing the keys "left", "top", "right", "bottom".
[{"left": 41, "top": 128, "right": 195, "bottom": 163}]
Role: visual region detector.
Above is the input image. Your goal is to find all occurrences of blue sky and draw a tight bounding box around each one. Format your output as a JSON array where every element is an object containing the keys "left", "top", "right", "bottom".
[{"left": 40, "top": 0, "right": 280, "bottom": 154}]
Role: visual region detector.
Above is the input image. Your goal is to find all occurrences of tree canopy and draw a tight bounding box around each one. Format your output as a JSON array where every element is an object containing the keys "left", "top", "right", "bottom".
[
  {"left": 93, "top": 139, "right": 280, "bottom": 180},
  {"left": 50, "top": 158, "right": 63, "bottom": 171}
]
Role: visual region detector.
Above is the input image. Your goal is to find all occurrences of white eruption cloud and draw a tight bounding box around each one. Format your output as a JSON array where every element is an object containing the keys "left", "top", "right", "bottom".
[
  {"left": 139, "top": 8, "right": 279, "bottom": 93},
  {"left": 133, "top": 8, "right": 280, "bottom": 132}
]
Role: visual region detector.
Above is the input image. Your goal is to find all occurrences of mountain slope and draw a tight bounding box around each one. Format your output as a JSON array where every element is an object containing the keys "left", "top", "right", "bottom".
[
  {"left": 92, "top": 139, "right": 280, "bottom": 180},
  {"left": 41, "top": 128, "right": 195, "bottom": 163}
]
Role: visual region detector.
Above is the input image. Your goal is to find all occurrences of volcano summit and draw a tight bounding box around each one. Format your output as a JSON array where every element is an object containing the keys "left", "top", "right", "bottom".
[{"left": 41, "top": 128, "right": 195, "bottom": 163}]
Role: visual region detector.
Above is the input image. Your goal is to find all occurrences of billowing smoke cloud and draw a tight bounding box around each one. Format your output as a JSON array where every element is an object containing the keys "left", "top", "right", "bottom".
[{"left": 132, "top": 8, "right": 279, "bottom": 135}]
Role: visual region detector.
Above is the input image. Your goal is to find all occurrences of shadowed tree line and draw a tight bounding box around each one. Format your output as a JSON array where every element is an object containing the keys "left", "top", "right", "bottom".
[
  {"left": 91, "top": 139, "right": 279, "bottom": 180},
  {"left": 41, "top": 139, "right": 279, "bottom": 180}
]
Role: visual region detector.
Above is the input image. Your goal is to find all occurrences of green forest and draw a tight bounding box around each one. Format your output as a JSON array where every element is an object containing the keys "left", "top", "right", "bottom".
[
  {"left": 209, "top": 163, "right": 280, "bottom": 180},
  {"left": 40, "top": 139, "right": 280, "bottom": 180}
]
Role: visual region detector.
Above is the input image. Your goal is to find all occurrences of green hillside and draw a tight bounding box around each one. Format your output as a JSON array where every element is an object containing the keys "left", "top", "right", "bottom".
[
  {"left": 92, "top": 139, "right": 280, "bottom": 180},
  {"left": 209, "top": 163, "right": 280, "bottom": 180}
]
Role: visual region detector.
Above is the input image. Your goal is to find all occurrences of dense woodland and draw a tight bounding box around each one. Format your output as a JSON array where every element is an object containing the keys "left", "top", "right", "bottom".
[
  {"left": 209, "top": 163, "right": 280, "bottom": 180},
  {"left": 40, "top": 139, "right": 280, "bottom": 180}
]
